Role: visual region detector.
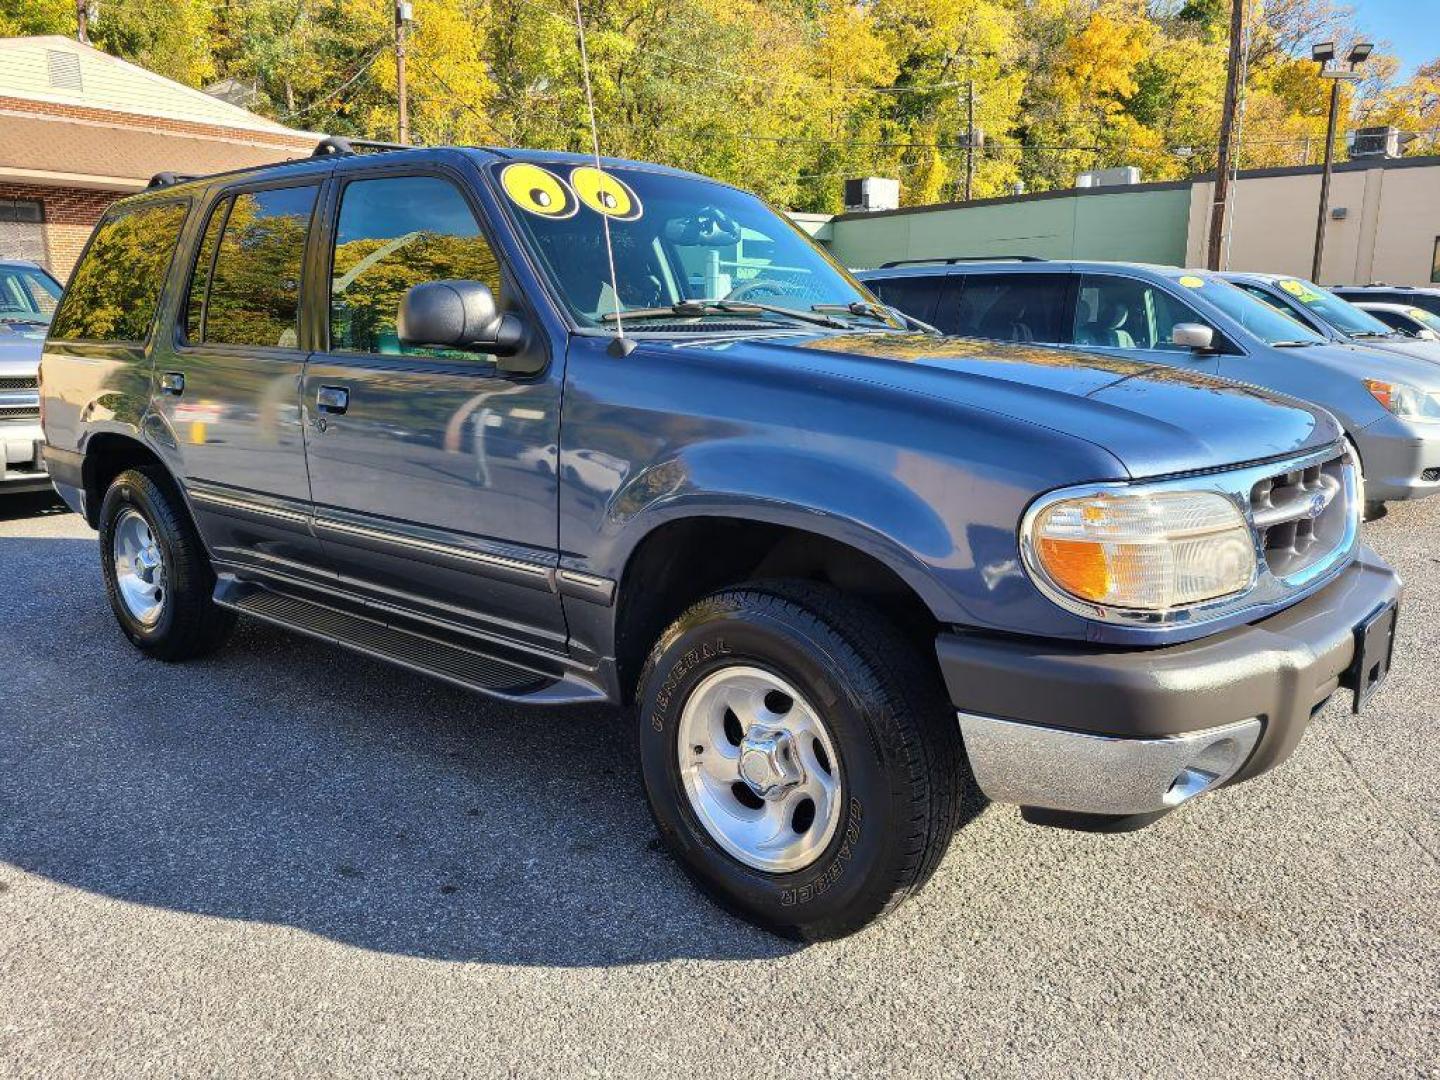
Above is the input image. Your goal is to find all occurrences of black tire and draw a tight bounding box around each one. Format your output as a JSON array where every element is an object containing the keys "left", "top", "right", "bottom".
[
  {"left": 1364, "top": 500, "right": 1388, "bottom": 522},
  {"left": 98, "top": 466, "right": 236, "bottom": 661},
  {"left": 636, "top": 581, "right": 968, "bottom": 940}
]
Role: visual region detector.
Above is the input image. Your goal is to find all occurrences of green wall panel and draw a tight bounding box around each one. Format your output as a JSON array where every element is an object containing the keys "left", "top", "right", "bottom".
[{"left": 827, "top": 187, "right": 1193, "bottom": 270}]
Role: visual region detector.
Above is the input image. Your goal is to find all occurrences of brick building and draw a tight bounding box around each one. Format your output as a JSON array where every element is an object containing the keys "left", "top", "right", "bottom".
[{"left": 0, "top": 36, "right": 318, "bottom": 279}]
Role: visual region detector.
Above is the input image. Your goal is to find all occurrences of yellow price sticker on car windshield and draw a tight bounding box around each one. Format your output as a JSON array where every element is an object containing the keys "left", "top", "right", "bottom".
[
  {"left": 571, "top": 166, "right": 643, "bottom": 220},
  {"left": 500, "top": 163, "right": 577, "bottom": 218},
  {"left": 1279, "top": 279, "right": 1306, "bottom": 296},
  {"left": 1178, "top": 275, "right": 1206, "bottom": 288}
]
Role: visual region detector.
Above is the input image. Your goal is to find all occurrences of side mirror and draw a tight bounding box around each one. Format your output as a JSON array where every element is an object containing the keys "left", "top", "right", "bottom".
[
  {"left": 398, "top": 280, "right": 526, "bottom": 357},
  {"left": 1172, "top": 322, "right": 1215, "bottom": 351}
]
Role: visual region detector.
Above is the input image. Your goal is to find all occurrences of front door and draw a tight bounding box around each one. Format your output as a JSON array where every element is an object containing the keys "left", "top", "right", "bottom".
[
  {"left": 301, "top": 169, "right": 566, "bottom": 653},
  {"left": 158, "top": 180, "right": 330, "bottom": 581},
  {"left": 1067, "top": 274, "right": 1221, "bottom": 375}
]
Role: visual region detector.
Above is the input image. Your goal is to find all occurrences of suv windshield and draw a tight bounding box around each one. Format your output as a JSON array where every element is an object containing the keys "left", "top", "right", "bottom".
[
  {"left": 1271, "top": 278, "right": 1395, "bottom": 337},
  {"left": 0, "top": 263, "right": 62, "bottom": 326},
  {"left": 1195, "top": 277, "right": 1328, "bottom": 346},
  {"left": 490, "top": 161, "right": 895, "bottom": 330}
]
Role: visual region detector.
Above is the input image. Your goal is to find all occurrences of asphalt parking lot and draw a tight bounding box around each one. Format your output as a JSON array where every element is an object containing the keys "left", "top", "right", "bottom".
[{"left": 1, "top": 492, "right": 1436, "bottom": 1078}]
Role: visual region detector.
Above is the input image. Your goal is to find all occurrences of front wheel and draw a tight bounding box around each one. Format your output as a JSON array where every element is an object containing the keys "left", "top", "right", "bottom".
[
  {"left": 637, "top": 582, "right": 966, "bottom": 940},
  {"left": 98, "top": 466, "right": 236, "bottom": 661}
]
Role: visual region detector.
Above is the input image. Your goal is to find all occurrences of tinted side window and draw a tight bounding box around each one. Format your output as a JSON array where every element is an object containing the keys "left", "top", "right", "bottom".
[
  {"left": 329, "top": 175, "right": 501, "bottom": 357},
  {"left": 203, "top": 186, "right": 317, "bottom": 349},
  {"left": 942, "top": 273, "right": 1069, "bottom": 343},
  {"left": 50, "top": 201, "right": 189, "bottom": 342},
  {"left": 865, "top": 276, "right": 942, "bottom": 324},
  {"left": 184, "top": 195, "right": 229, "bottom": 343},
  {"left": 1072, "top": 274, "right": 1205, "bottom": 352}
]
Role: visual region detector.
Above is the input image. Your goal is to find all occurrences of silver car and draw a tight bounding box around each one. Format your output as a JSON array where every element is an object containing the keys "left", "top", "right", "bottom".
[
  {"left": 0, "top": 260, "right": 60, "bottom": 494},
  {"left": 1356, "top": 302, "right": 1440, "bottom": 343},
  {"left": 1223, "top": 272, "right": 1440, "bottom": 365},
  {"left": 858, "top": 258, "right": 1440, "bottom": 512}
]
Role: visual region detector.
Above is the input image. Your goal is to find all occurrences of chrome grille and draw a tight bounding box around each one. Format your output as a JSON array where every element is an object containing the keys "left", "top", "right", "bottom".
[
  {"left": 0, "top": 376, "right": 38, "bottom": 391},
  {"left": 1250, "top": 451, "right": 1353, "bottom": 580},
  {"left": 0, "top": 405, "right": 40, "bottom": 421}
]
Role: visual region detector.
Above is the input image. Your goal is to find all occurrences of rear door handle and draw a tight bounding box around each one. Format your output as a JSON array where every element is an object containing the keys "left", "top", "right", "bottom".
[
  {"left": 159, "top": 372, "right": 185, "bottom": 396},
  {"left": 316, "top": 385, "right": 349, "bottom": 414}
]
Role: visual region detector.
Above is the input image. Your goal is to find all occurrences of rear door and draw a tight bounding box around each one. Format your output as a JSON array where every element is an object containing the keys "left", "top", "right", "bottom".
[
  {"left": 300, "top": 164, "right": 566, "bottom": 653},
  {"left": 932, "top": 272, "right": 1073, "bottom": 344},
  {"left": 157, "top": 179, "right": 329, "bottom": 581},
  {"left": 1064, "top": 273, "right": 1220, "bottom": 375}
]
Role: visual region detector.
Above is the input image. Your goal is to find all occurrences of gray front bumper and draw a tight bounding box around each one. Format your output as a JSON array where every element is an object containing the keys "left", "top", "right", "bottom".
[{"left": 958, "top": 714, "right": 1262, "bottom": 815}]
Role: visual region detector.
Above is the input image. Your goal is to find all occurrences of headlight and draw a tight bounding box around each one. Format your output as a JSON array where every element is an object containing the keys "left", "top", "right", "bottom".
[
  {"left": 1024, "top": 488, "right": 1256, "bottom": 614},
  {"left": 1363, "top": 378, "right": 1440, "bottom": 420}
]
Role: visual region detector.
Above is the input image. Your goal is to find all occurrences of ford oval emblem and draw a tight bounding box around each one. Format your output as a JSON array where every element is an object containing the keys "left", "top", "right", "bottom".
[{"left": 1310, "top": 492, "right": 1328, "bottom": 518}]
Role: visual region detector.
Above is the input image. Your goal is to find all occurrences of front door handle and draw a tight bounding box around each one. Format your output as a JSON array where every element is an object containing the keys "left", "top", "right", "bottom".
[
  {"left": 316, "top": 385, "right": 349, "bottom": 414},
  {"left": 159, "top": 372, "right": 185, "bottom": 396}
]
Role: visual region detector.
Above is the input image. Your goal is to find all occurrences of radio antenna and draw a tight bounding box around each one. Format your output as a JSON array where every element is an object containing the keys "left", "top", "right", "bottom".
[{"left": 573, "top": 0, "right": 634, "bottom": 356}]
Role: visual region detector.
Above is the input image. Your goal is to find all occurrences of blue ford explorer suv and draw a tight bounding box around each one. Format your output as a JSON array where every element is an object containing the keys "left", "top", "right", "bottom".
[{"left": 40, "top": 140, "right": 1401, "bottom": 939}]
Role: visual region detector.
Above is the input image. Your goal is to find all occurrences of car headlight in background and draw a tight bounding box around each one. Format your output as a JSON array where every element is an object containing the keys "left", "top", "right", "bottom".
[
  {"left": 1363, "top": 378, "right": 1440, "bottom": 421},
  {"left": 1024, "top": 488, "right": 1256, "bottom": 614}
]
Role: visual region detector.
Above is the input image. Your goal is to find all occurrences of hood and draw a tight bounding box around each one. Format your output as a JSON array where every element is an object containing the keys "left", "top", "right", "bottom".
[
  {"left": 1300, "top": 341, "right": 1440, "bottom": 390},
  {"left": 1354, "top": 336, "right": 1440, "bottom": 367},
  {"left": 0, "top": 322, "right": 45, "bottom": 378},
  {"left": 684, "top": 331, "right": 1340, "bottom": 479}
]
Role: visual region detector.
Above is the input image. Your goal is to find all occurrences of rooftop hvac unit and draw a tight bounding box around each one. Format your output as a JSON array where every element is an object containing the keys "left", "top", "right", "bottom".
[
  {"left": 1076, "top": 166, "right": 1142, "bottom": 188},
  {"left": 843, "top": 177, "right": 901, "bottom": 213},
  {"left": 1349, "top": 126, "right": 1412, "bottom": 160}
]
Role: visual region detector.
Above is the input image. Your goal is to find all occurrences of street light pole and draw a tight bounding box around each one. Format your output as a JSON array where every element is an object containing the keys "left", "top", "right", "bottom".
[
  {"left": 1311, "top": 79, "right": 1341, "bottom": 282},
  {"left": 1310, "top": 41, "right": 1371, "bottom": 283}
]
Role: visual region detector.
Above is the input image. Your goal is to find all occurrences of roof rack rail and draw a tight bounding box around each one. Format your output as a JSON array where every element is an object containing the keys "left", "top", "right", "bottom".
[
  {"left": 877, "top": 255, "right": 1047, "bottom": 268},
  {"left": 312, "top": 136, "right": 413, "bottom": 158},
  {"left": 147, "top": 172, "right": 198, "bottom": 189}
]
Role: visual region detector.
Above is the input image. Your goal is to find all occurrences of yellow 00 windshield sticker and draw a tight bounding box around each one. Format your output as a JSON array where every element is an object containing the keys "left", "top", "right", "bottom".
[
  {"left": 500, "top": 163, "right": 577, "bottom": 218},
  {"left": 571, "top": 166, "right": 643, "bottom": 220},
  {"left": 1178, "top": 275, "right": 1205, "bottom": 288},
  {"left": 1279, "top": 279, "right": 1306, "bottom": 296}
]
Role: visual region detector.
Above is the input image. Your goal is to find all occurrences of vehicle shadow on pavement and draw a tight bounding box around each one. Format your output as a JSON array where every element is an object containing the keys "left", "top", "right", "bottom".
[
  {"left": 0, "top": 532, "right": 806, "bottom": 966},
  {"left": 0, "top": 491, "right": 71, "bottom": 521}
]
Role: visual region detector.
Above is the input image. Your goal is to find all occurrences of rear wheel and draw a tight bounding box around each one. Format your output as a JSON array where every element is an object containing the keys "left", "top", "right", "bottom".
[
  {"left": 98, "top": 467, "right": 235, "bottom": 661},
  {"left": 637, "top": 581, "right": 966, "bottom": 940}
]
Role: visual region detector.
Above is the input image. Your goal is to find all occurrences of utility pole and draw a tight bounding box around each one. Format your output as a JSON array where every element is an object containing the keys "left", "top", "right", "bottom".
[
  {"left": 395, "top": 0, "right": 412, "bottom": 144},
  {"left": 75, "top": 0, "right": 89, "bottom": 44},
  {"left": 1207, "top": 0, "right": 1244, "bottom": 270},
  {"left": 965, "top": 80, "right": 975, "bottom": 202}
]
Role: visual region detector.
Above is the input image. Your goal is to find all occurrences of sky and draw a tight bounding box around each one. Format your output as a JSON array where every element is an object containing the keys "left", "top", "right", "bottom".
[{"left": 1355, "top": 0, "right": 1440, "bottom": 78}]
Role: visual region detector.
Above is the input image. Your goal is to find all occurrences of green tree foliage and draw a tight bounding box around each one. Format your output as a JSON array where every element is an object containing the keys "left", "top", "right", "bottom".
[{"left": 18, "top": 0, "right": 1440, "bottom": 210}]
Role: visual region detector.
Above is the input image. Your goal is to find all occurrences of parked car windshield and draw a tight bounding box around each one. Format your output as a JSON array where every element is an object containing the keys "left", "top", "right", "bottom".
[
  {"left": 1194, "top": 277, "right": 1328, "bottom": 346},
  {"left": 1400, "top": 306, "right": 1440, "bottom": 335},
  {"left": 490, "top": 161, "right": 895, "bottom": 330},
  {"left": 0, "top": 263, "right": 62, "bottom": 326},
  {"left": 1270, "top": 278, "right": 1395, "bottom": 337}
]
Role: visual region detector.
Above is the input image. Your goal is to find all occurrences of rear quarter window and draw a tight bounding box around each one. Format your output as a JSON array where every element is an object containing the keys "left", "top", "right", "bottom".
[
  {"left": 866, "top": 276, "right": 943, "bottom": 325},
  {"left": 49, "top": 200, "right": 189, "bottom": 343}
]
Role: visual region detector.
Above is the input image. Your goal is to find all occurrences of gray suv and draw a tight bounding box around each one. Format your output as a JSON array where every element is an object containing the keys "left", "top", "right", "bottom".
[
  {"left": 40, "top": 143, "right": 1401, "bottom": 939},
  {"left": 860, "top": 259, "right": 1440, "bottom": 513}
]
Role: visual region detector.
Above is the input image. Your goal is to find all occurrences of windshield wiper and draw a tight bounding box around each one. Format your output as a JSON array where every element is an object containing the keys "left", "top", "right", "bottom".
[
  {"left": 601, "top": 299, "right": 847, "bottom": 329},
  {"left": 1350, "top": 330, "right": 1396, "bottom": 339},
  {"left": 1272, "top": 339, "right": 1320, "bottom": 348},
  {"left": 0, "top": 316, "right": 47, "bottom": 326}
]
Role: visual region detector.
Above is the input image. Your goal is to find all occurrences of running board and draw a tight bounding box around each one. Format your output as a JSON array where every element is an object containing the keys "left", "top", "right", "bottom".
[{"left": 217, "top": 585, "right": 606, "bottom": 704}]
